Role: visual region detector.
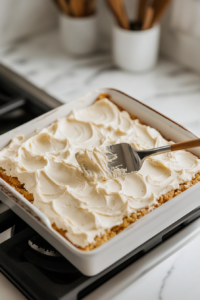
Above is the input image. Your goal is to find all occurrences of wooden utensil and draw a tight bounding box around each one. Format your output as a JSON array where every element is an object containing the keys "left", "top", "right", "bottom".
[
  {"left": 70, "top": 0, "right": 86, "bottom": 17},
  {"left": 86, "top": 0, "right": 95, "bottom": 16},
  {"left": 137, "top": 0, "right": 148, "bottom": 23},
  {"left": 151, "top": 0, "right": 161, "bottom": 11},
  {"left": 107, "top": 0, "right": 130, "bottom": 30},
  {"left": 142, "top": 6, "right": 154, "bottom": 30},
  {"left": 151, "top": 0, "right": 172, "bottom": 27},
  {"left": 58, "top": 0, "right": 70, "bottom": 15},
  {"left": 170, "top": 139, "right": 200, "bottom": 152}
]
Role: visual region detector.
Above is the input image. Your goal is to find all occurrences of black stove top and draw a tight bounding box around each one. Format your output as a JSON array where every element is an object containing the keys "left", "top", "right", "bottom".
[
  {"left": 0, "top": 76, "right": 50, "bottom": 134},
  {"left": 1, "top": 75, "right": 200, "bottom": 300}
]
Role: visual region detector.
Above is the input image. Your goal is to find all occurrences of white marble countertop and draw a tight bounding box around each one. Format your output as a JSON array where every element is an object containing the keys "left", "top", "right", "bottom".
[
  {"left": 0, "top": 30, "right": 200, "bottom": 138},
  {"left": 1, "top": 29, "right": 200, "bottom": 300}
]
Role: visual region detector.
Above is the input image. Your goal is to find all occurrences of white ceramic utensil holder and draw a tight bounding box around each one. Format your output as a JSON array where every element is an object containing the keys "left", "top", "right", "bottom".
[
  {"left": 59, "top": 14, "right": 98, "bottom": 56},
  {"left": 112, "top": 24, "right": 160, "bottom": 72}
]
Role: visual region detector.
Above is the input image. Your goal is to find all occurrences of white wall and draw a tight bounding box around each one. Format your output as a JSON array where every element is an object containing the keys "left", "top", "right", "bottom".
[
  {"left": 0, "top": 0, "right": 58, "bottom": 45},
  {"left": 3, "top": 0, "right": 199, "bottom": 73},
  {"left": 161, "top": 0, "right": 200, "bottom": 73},
  {"left": 0, "top": 0, "right": 139, "bottom": 48}
]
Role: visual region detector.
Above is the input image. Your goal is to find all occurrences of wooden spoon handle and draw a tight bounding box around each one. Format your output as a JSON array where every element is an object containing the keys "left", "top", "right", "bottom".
[
  {"left": 107, "top": 0, "right": 130, "bottom": 30},
  {"left": 70, "top": 0, "right": 85, "bottom": 17},
  {"left": 171, "top": 138, "right": 200, "bottom": 152},
  {"left": 86, "top": 0, "right": 95, "bottom": 15},
  {"left": 151, "top": 0, "right": 172, "bottom": 27},
  {"left": 142, "top": 6, "right": 154, "bottom": 30},
  {"left": 137, "top": 0, "right": 148, "bottom": 23},
  {"left": 58, "top": 0, "right": 70, "bottom": 15}
]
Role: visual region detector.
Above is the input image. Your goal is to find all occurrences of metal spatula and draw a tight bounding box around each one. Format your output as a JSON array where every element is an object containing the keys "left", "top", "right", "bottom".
[
  {"left": 105, "top": 138, "right": 200, "bottom": 176},
  {"left": 77, "top": 138, "right": 200, "bottom": 179}
]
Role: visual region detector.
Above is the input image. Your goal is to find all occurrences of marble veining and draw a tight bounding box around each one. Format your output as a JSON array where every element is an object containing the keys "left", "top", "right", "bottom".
[{"left": 158, "top": 262, "right": 176, "bottom": 300}]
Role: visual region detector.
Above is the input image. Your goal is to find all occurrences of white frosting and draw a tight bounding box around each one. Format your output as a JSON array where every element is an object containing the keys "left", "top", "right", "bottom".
[
  {"left": 0, "top": 98, "right": 200, "bottom": 248},
  {"left": 75, "top": 146, "right": 126, "bottom": 181}
]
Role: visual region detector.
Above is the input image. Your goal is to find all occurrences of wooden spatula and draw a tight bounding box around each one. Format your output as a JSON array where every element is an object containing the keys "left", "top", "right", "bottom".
[
  {"left": 137, "top": 0, "right": 148, "bottom": 23},
  {"left": 70, "top": 0, "right": 86, "bottom": 17},
  {"left": 58, "top": 0, "right": 70, "bottom": 15},
  {"left": 142, "top": 6, "right": 154, "bottom": 30},
  {"left": 107, "top": 0, "right": 130, "bottom": 29},
  {"left": 151, "top": 0, "right": 172, "bottom": 27},
  {"left": 86, "top": 0, "right": 95, "bottom": 16}
]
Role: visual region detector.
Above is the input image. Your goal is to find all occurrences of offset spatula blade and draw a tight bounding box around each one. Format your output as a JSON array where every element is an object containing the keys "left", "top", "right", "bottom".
[
  {"left": 76, "top": 143, "right": 171, "bottom": 180},
  {"left": 76, "top": 138, "right": 200, "bottom": 180},
  {"left": 105, "top": 143, "right": 142, "bottom": 174}
]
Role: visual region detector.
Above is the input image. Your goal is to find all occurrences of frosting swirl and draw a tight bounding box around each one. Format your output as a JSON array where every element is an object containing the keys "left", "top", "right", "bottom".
[{"left": 0, "top": 98, "right": 200, "bottom": 248}]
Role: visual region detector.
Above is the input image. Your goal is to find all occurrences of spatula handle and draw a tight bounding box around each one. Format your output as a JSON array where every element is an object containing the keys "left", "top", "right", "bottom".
[{"left": 171, "top": 138, "right": 200, "bottom": 152}]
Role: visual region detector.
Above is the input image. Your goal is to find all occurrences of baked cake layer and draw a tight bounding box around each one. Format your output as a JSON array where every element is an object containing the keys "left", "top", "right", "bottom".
[
  {"left": 0, "top": 94, "right": 200, "bottom": 250},
  {"left": 0, "top": 166, "right": 200, "bottom": 251}
]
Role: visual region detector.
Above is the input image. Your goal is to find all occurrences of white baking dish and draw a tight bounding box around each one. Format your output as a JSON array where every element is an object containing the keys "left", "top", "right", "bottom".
[{"left": 0, "top": 88, "right": 200, "bottom": 276}]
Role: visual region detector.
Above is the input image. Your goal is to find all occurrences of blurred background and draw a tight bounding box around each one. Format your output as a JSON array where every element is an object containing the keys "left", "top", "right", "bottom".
[
  {"left": 1, "top": 0, "right": 200, "bottom": 67},
  {"left": 0, "top": 0, "right": 200, "bottom": 141}
]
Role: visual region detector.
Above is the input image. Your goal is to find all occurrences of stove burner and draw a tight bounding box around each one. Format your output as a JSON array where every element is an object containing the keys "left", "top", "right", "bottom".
[
  {"left": 28, "top": 234, "right": 60, "bottom": 257},
  {"left": 24, "top": 246, "right": 78, "bottom": 275}
]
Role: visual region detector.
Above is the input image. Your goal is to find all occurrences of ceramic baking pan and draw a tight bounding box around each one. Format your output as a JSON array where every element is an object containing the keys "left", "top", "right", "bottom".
[{"left": 0, "top": 88, "right": 200, "bottom": 276}]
